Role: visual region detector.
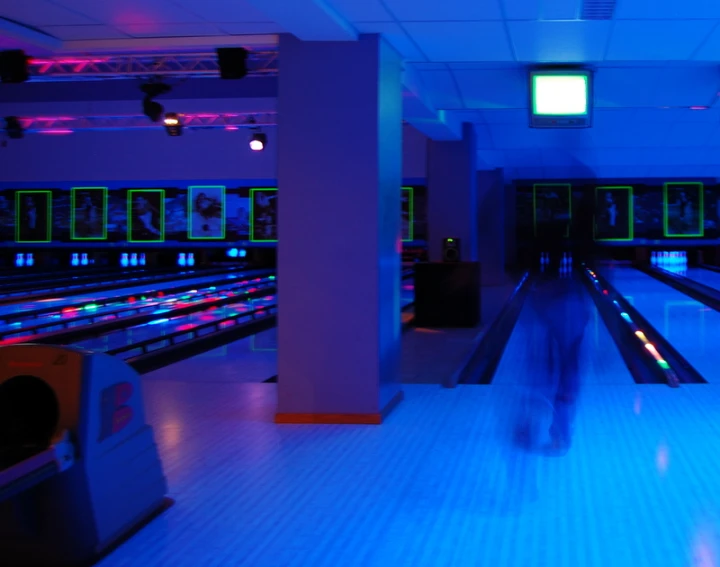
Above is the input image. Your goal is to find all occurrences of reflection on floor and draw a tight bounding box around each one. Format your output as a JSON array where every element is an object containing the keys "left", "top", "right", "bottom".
[{"left": 100, "top": 380, "right": 720, "bottom": 567}]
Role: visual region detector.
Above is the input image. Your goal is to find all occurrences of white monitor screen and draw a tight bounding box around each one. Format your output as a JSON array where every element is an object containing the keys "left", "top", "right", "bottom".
[{"left": 532, "top": 74, "right": 588, "bottom": 116}]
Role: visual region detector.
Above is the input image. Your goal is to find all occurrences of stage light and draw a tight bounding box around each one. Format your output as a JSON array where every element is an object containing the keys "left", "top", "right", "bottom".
[
  {"left": 4, "top": 116, "right": 23, "bottom": 139},
  {"left": 250, "top": 132, "right": 266, "bottom": 151},
  {"left": 164, "top": 113, "right": 182, "bottom": 136}
]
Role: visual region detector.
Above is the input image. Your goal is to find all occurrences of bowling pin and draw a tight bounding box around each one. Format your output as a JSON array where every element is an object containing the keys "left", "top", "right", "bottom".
[
  {"left": 178, "top": 252, "right": 187, "bottom": 267},
  {"left": 81, "top": 253, "right": 89, "bottom": 266},
  {"left": 26, "top": 253, "right": 34, "bottom": 267},
  {"left": 187, "top": 252, "right": 195, "bottom": 267},
  {"left": 130, "top": 253, "right": 138, "bottom": 267},
  {"left": 71, "top": 253, "right": 80, "bottom": 267},
  {"left": 120, "top": 253, "right": 129, "bottom": 267},
  {"left": 651, "top": 251, "right": 657, "bottom": 266},
  {"left": 15, "top": 253, "right": 24, "bottom": 267},
  {"left": 139, "top": 253, "right": 146, "bottom": 266}
]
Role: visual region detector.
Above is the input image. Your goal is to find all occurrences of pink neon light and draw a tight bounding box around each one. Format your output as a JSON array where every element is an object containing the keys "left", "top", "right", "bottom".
[
  {"left": 39, "top": 129, "right": 74, "bottom": 135},
  {"left": 30, "top": 58, "right": 110, "bottom": 65},
  {"left": 690, "top": 106, "right": 709, "bottom": 110}
]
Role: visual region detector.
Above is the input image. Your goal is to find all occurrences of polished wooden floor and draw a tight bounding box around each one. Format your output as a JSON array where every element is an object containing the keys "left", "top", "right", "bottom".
[{"left": 99, "top": 279, "right": 720, "bottom": 567}]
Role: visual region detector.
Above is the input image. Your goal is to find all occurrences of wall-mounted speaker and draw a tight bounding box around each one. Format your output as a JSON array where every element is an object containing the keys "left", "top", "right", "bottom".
[
  {"left": 0, "top": 50, "right": 29, "bottom": 84},
  {"left": 442, "top": 238, "right": 461, "bottom": 262},
  {"left": 216, "top": 47, "right": 248, "bottom": 80}
]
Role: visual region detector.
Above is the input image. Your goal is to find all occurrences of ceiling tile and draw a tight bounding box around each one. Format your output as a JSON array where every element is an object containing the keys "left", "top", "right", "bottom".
[
  {"left": 408, "top": 62, "right": 447, "bottom": 70},
  {"left": 383, "top": 0, "right": 503, "bottom": 21},
  {"left": 509, "top": 21, "right": 612, "bottom": 62},
  {"left": 403, "top": 22, "right": 513, "bottom": 62},
  {"left": 216, "top": 22, "right": 285, "bottom": 34},
  {"left": 452, "top": 69, "right": 527, "bottom": 109},
  {"left": 417, "top": 69, "right": 464, "bottom": 109},
  {"left": 691, "top": 23, "right": 720, "bottom": 60},
  {"left": 116, "top": 22, "right": 225, "bottom": 37},
  {"left": 0, "top": 0, "right": 97, "bottom": 26},
  {"left": 170, "top": 0, "right": 273, "bottom": 22},
  {"left": 354, "top": 22, "right": 426, "bottom": 60},
  {"left": 55, "top": 0, "right": 204, "bottom": 25},
  {"left": 43, "top": 24, "right": 129, "bottom": 40},
  {"left": 605, "top": 20, "right": 717, "bottom": 60},
  {"left": 327, "top": 0, "right": 394, "bottom": 22},
  {"left": 504, "top": 0, "right": 580, "bottom": 20},
  {"left": 479, "top": 109, "right": 528, "bottom": 124},
  {"left": 615, "top": 0, "right": 720, "bottom": 19}
]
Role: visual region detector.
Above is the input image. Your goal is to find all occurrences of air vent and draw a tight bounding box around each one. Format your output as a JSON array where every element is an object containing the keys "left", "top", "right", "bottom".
[{"left": 581, "top": 0, "right": 617, "bottom": 20}]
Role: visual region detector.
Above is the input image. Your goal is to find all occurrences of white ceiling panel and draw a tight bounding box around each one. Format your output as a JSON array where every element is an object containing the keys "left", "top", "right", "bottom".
[
  {"left": 43, "top": 25, "right": 130, "bottom": 40},
  {"left": 691, "top": 23, "right": 720, "bottom": 60},
  {"left": 216, "top": 22, "right": 285, "bottom": 34},
  {"left": 383, "top": 0, "right": 503, "bottom": 21},
  {"left": 116, "top": 23, "right": 225, "bottom": 38},
  {"left": 327, "top": 0, "right": 394, "bottom": 22},
  {"left": 503, "top": 0, "right": 580, "bottom": 21},
  {"left": 452, "top": 69, "right": 527, "bottom": 109},
  {"left": 594, "top": 67, "right": 718, "bottom": 107},
  {"left": 403, "top": 22, "right": 514, "bottom": 62},
  {"left": 409, "top": 62, "right": 447, "bottom": 71},
  {"left": 0, "top": 0, "right": 96, "bottom": 26},
  {"left": 170, "top": 0, "right": 274, "bottom": 22},
  {"left": 614, "top": 0, "right": 720, "bottom": 19},
  {"left": 417, "top": 69, "right": 465, "bottom": 108},
  {"left": 354, "top": 22, "right": 426, "bottom": 60},
  {"left": 52, "top": 0, "right": 203, "bottom": 26},
  {"left": 606, "top": 20, "right": 717, "bottom": 60},
  {"left": 478, "top": 109, "right": 528, "bottom": 124},
  {"left": 509, "top": 21, "right": 612, "bottom": 62}
]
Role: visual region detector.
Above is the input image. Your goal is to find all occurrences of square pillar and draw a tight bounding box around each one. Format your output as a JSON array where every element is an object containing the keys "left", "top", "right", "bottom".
[
  {"left": 275, "top": 34, "right": 404, "bottom": 424},
  {"left": 477, "top": 168, "right": 508, "bottom": 285},
  {"left": 426, "top": 123, "right": 477, "bottom": 262}
]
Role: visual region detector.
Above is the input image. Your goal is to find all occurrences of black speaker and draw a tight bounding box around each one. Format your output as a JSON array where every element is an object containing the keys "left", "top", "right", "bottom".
[
  {"left": 0, "top": 50, "right": 29, "bottom": 83},
  {"left": 442, "top": 237, "right": 461, "bottom": 262},
  {"left": 216, "top": 47, "right": 248, "bottom": 80},
  {"left": 414, "top": 262, "right": 481, "bottom": 328}
]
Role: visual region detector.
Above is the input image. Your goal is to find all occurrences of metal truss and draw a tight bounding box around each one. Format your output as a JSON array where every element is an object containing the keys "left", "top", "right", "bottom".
[
  {"left": 28, "top": 52, "right": 278, "bottom": 82},
  {"left": 17, "top": 113, "right": 277, "bottom": 133}
]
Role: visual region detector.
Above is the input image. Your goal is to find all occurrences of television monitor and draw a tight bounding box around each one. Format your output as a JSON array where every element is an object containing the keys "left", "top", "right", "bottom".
[{"left": 529, "top": 69, "right": 592, "bottom": 128}]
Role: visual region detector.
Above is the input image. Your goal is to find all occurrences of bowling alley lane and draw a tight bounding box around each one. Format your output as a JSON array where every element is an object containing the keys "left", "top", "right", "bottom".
[
  {"left": 0, "top": 274, "right": 275, "bottom": 339},
  {"left": 73, "top": 295, "right": 277, "bottom": 357},
  {"left": 600, "top": 265, "right": 718, "bottom": 381},
  {"left": 0, "top": 269, "right": 270, "bottom": 318},
  {"left": 681, "top": 266, "right": 720, "bottom": 290}
]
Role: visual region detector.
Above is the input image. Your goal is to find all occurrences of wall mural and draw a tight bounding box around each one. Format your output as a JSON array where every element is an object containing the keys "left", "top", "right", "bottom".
[
  {"left": 0, "top": 185, "right": 425, "bottom": 246},
  {"left": 517, "top": 180, "right": 720, "bottom": 243}
]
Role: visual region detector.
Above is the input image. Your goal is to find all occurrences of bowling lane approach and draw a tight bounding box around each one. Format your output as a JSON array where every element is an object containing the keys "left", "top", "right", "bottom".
[
  {"left": 491, "top": 280, "right": 632, "bottom": 387},
  {"left": 600, "top": 264, "right": 718, "bottom": 381}
]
